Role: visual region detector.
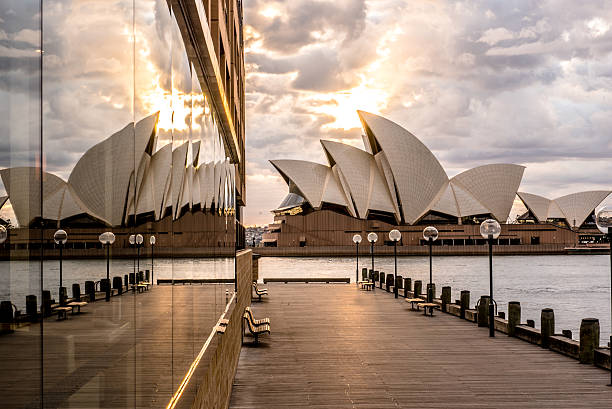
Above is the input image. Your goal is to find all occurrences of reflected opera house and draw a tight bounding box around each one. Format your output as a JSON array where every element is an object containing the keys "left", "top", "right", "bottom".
[{"left": 263, "top": 111, "right": 611, "bottom": 255}]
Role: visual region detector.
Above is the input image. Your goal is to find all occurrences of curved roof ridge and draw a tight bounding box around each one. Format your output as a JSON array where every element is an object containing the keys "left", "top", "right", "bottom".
[
  {"left": 516, "top": 192, "right": 552, "bottom": 223},
  {"left": 357, "top": 110, "right": 448, "bottom": 224},
  {"left": 552, "top": 190, "right": 612, "bottom": 228},
  {"left": 269, "top": 159, "right": 330, "bottom": 209}
]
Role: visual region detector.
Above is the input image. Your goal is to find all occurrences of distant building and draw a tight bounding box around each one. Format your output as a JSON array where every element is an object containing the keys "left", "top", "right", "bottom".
[{"left": 263, "top": 111, "right": 610, "bottom": 253}]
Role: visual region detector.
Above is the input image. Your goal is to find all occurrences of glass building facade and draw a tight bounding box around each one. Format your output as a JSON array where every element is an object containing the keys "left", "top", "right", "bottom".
[{"left": 0, "top": 0, "right": 245, "bottom": 407}]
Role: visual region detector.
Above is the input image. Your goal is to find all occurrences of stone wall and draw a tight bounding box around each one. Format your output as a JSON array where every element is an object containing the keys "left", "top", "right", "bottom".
[{"left": 191, "top": 249, "right": 252, "bottom": 409}]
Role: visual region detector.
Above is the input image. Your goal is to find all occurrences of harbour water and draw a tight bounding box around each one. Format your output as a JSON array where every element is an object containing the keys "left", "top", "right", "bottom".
[
  {"left": 1, "top": 254, "right": 610, "bottom": 343},
  {"left": 259, "top": 254, "right": 611, "bottom": 343}
]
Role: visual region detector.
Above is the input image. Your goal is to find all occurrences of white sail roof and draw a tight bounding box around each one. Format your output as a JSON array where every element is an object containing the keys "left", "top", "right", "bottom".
[
  {"left": 518, "top": 190, "right": 611, "bottom": 227},
  {"left": 517, "top": 192, "right": 551, "bottom": 222}
]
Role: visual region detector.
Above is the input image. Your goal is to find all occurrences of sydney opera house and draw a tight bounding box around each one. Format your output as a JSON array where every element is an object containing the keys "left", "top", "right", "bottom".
[{"left": 262, "top": 111, "right": 611, "bottom": 255}]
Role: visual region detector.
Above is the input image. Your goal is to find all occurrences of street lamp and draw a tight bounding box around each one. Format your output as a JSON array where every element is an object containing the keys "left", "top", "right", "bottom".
[
  {"left": 129, "top": 234, "right": 136, "bottom": 280},
  {"left": 99, "top": 231, "right": 115, "bottom": 301},
  {"left": 595, "top": 205, "right": 612, "bottom": 385},
  {"left": 352, "top": 234, "right": 362, "bottom": 286},
  {"left": 480, "top": 219, "right": 501, "bottom": 337},
  {"left": 389, "top": 229, "right": 401, "bottom": 298},
  {"left": 150, "top": 235, "right": 156, "bottom": 286},
  {"left": 54, "top": 229, "right": 68, "bottom": 304},
  {"left": 135, "top": 233, "right": 143, "bottom": 282},
  {"left": 367, "top": 232, "right": 378, "bottom": 291},
  {"left": 423, "top": 226, "right": 438, "bottom": 302}
]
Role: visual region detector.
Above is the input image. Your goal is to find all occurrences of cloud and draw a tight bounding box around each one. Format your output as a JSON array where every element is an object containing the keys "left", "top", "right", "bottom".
[{"left": 243, "top": 0, "right": 612, "bottom": 224}]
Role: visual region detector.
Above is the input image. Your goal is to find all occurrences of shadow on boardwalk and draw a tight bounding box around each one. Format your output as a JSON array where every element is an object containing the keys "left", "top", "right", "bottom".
[{"left": 231, "top": 284, "right": 612, "bottom": 408}]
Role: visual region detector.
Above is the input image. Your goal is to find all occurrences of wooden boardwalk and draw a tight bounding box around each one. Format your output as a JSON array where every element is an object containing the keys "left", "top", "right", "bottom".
[
  {"left": 0, "top": 284, "right": 231, "bottom": 409},
  {"left": 231, "top": 284, "right": 612, "bottom": 408}
]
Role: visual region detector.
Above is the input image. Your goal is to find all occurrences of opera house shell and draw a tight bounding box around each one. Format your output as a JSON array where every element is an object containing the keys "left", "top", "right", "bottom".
[
  {"left": 0, "top": 112, "right": 236, "bottom": 229},
  {"left": 265, "top": 111, "right": 610, "bottom": 253},
  {"left": 271, "top": 111, "right": 527, "bottom": 225}
]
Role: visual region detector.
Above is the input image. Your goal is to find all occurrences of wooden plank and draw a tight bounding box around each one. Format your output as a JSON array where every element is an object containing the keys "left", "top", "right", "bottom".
[{"left": 231, "top": 284, "right": 612, "bottom": 408}]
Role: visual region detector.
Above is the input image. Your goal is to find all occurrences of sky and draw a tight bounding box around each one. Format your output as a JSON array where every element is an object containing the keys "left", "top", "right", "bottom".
[{"left": 242, "top": 0, "right": 612, "bottom": 226}]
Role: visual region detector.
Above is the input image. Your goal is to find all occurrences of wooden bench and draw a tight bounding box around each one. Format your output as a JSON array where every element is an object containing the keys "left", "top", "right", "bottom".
[
  {"left": 243, "top": 312, "right": 270, "bottom": 344},
  {"left": 55, "top": 306, "right": 73, "bottom": 321},
  {"left": 417, "top": 303, "right": 439, "bottom": 316},
  {"left": 252, "top": 283, "right": 268, "bottom": 301},
  {"left": 137, "top": 283, "right": 149, "bottom": 293},
  {"left": 405, "top": 298, "right": 425, "bottom": 310},
  {"left": 245, "top": 306, "right": 270, "bottom": 326},
  {"left": 67, "top": 301, "right": 87, "bottom": 314},
  {"left": 358, "top": 281, "right": 373, "bottom": 290}
]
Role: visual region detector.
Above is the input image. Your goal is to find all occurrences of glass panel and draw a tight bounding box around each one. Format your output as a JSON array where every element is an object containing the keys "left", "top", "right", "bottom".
[{"left": 0, "top": 1, "right": 43, "bottom": 408}]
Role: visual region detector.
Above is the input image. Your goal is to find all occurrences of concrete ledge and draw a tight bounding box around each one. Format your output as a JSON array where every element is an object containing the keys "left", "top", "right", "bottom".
[
  {"left": 595, "top": 348, "right": 611, "bottom": 370},
  {"left": 494, "top": 317, "right": 508, "bottom": 334},
  {"left": 549, "top": 335, "right": 580, "bottom": 359},
  {"left": 515, "top": 325, "right": 541, "bottom": 345},
  {"left": 465, "top": 309, "right": 477, "bottom": 322}
]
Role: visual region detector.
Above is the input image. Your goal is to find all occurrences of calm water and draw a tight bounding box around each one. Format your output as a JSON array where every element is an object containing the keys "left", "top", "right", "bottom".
[
  {"left": 259, "top": 255, "right": 612, "bottom": 343},
  {"left": 2, "top": 255, "right": 610, "bottom": 343},
  {"left": 0, "top": 257, "right": 235, "bottom": 310}
]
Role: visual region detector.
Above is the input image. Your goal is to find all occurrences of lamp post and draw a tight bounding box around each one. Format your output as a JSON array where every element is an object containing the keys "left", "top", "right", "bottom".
[
  {"left": 150, "top": 235, "right": 156, "bottom": 286},
  {"left": 53, "top": 229, "right": 68, "bottom": 300},
  {"left": 367, "top": 232, "right": 378, "bottom": 291},
  {"left": 352, "top": 234, "right": 362, "bottom": 286},
  {"left": 423, "top": 226, "right": 438, "bottom": 302},
  {"left": 135, "top": 234, "right": 143, "bottom": 281},
  {"left": 129, "top": 234, "right": 136, "bottom": 279},
  {"left": 595, "top": 205, "right": 612, "bottom": 385},
  {"left": 480, "top": 219, "right": 501, "bottom": 337},
  {"left": 99, "top": 231, "right": 115, "bottom": 301},
  {"left": 389, "top": 229, "right": 401, "bottom": 298}
]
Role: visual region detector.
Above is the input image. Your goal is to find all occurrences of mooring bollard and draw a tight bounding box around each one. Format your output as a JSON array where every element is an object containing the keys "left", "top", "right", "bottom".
[
  {"left": 0, "top": 301, "right": 13, "bottom": 323},
  {"left": 145, "top": 269, "right": 150, "bottom": 282},
  {"left": 373, "top": 271, "right": 379, "bottom": 289},
  {"left": 460, "top": 290, "right": 470, "bottom": 319},
  {"left": 386, "top": 274, "right": 394, "bottom": 292},
  {"left": 579, "top": 318, "right": 600, "bottom": 364},
  {"left": 124, "top": 274, "right": 129, "bottom": 288},
  {"left": 441, "top": 286, "right": 451, "bottom": 312},
  {"left": 396, "top": 275, "right": 403, "bottom": 292},
  {"left": 362, "top": 268, "right": 368, "bottom": 281},
  {"left": 26, "top": 295, "right": 37, "bottom": 319},
  {"left": 562, "top": 330, "right": 572, "bottom": 339},
  {"left": 477, "top": 296, "right": 490, "bottom": 327},
  {"left": 413, "top": 280, "right": 422, "bottom": 298},
  {"left": 508, "top": 301, "right": 521, "bottom": 337},
  {"left": 72, "top": 283, "right": 81, "bottom": 302},
  {"left": 129, "top": 272, "right": 135, "bottom": 286},
  {"left": 403, "top": 277, "right": 411, "bottom": 298},
  {"left": 427, "top": 283, "right": 436, "bottom": 302},
  {"left": 85, "top": 281, "right": 95, "bottom": 302},
  {"left": 113, "top": 276, "right": 123, "bottom": 295},
  {"left": 526, "top": 319, "right": 535, "bottom": 328},
  {"left": 541, "top": 308, "right": 555, "bottom": 348},
  {"left": 59, "top": 286, "right": 67, "bottom": 306},
  {"left": 379, "top": 272, "right": 385, "bottom": 289},
  {"left": 42, "top": 290, "right": 52, "bottom": 317}
]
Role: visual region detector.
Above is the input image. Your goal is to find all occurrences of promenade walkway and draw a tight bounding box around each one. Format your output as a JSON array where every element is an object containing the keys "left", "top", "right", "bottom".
[
  {"left": 0, "top": 284, "right": 229, "bottom": 409},
  {"left": 230, "top": 284, "right": 612, "bottom": 408}
]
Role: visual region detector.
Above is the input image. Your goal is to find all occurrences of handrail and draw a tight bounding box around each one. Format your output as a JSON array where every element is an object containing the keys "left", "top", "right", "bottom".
[{"left": 166, "top": 291, "right": 236, "bottom": 409}]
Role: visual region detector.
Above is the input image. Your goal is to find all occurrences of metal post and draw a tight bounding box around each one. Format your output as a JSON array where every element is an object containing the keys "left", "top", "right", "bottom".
[
  {"left": 428, "top": 238, "right": 432, "bottom": 302},
  {"left": 370, "top": 241, "right": 375, "bottom": 292},
  {"left": 59, "top": 244, "right": 63, "bottom": 289},
  {"left": 105, "top": 243, "right": 110, "bottom": 302},
  {"left": 488, "top": 235, "right": 495, "bottom": 337},
  {"left": 151, "top": 243, "right": 154, "bottom": 286},
  {"left": 394, "top": 241, "right": 398, "bottom": 298},
  {"left": 137, "top": 245, "right": 140, "bottom": 277},
  {"left": 355, "top": 242, "right": 359, "bottom": 286}
]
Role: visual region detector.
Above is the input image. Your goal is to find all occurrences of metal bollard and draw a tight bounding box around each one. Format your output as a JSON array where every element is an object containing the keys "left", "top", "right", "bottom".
[
  {"left": 441, "top": 286, "right": 451, "bottom": 312},
  {"left": 460, "top": 290, "right": 470, "bottom": 319},
  {"left": 427, "top": 283, "right": 435, "bottom": 303},
  {"left": 379, "top": 272, "right": 385, "bottom": 289},
  {"left": 72, "top": 283, "right": 81, "bottom": 302},
  {"left": 541, "top": 308, "right": 555, "bottom": 348},
  {"left": 508, "top": 301, "right": 521, "bottom": 337},
  {"left": 413, "top": 280, "right": 422, "bottom": 298},
  {"left": 579, "top": 318, "right": 600, "bottom": 364},
  {"left": 477, "top": 295, "right": 490, "bottom": 327}
]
